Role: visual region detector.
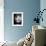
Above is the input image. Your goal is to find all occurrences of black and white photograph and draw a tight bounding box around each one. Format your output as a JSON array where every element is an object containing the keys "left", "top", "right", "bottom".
[{"left": 12, "top": 12, "right": 23, "bottom": 26}]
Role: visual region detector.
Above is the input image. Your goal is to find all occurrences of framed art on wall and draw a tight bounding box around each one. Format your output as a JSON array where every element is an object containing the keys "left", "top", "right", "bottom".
[{"left": 12, "top": 12, "right": 23, "bottom": 26}]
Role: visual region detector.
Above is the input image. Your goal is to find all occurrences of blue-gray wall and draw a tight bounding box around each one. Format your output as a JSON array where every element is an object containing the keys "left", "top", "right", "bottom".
[{"left": 4, "top": 0, "right": 40, "bottom": 42}]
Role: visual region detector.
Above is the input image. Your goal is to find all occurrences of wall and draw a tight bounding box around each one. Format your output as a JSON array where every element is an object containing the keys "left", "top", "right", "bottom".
[
  {"left": 4, "top": 0, "right": 40, "bottom": 42},
  {"left": 0, "top": 0, "right": 4, "bottom": 42},
  {"left": 40, "top": 0, "right": 46, "bottom": 27}
]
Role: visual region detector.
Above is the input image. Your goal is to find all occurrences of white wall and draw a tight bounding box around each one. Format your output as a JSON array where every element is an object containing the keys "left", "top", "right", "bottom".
[{"left": 0, "top": 0, "right": 4, "bottom": 42}]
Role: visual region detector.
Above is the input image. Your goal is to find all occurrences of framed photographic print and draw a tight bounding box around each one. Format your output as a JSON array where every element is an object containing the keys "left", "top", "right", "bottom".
[{"left": 12, "top": 12, "right": 23, "bottom": 26}]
